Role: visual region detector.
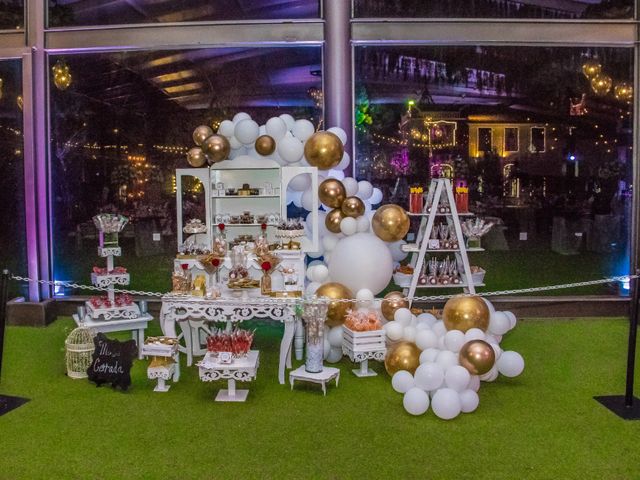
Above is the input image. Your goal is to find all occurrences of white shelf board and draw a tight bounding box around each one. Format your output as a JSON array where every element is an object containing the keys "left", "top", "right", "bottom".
[
  {"left": 402, "top": 244, "right": 484, "bottom": 253},
  {"left": 400, "top": 283, "right": 485, "bottom": 289},
  {"left": 212, "top": 195, "right": 280, "bottom": 198}
]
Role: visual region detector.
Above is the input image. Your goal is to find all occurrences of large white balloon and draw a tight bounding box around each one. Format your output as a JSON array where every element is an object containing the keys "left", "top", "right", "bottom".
[
  {"left": 342, "top": 177, "right": 358, "bottom": 197},
  {"left": 288, "top": 173, "right": 311, "bottom": 192},
  {"left": 327, "top": 233, "right": 393, "bottom": 295},
  {"left": 327, "top": 169, "right": 345, "bottom": 180},
  {"left": 356, "top": 216, "right": 370, "bottom": 233},
  {"left": 278, "top": 137, "right": 304, "bottom": 164},
  {"left": 392, "top": 370, "right": 415, "bottom": 394},
  {"left": 414, "top": 363, "right": 444, "bottom": 391},
  {"left": 228, "top": 136, "right": 242, "bottom": 149},
  {"left": 339, "top": 217, "right": 357, "bottom": 236},
  {"left": 417, "top": 312, "right": 437, "bottom": 327},
  {"left": 322, "top": 234, "right": 340, "bottom": 252},
  {"left": 369, "top": 187, "right": 383, "bottom": 205},
  {"left": 459, "top": 389, "right": 480, "bottom": 413},
  {"left": 436, "top": 350, "right": 459, "bottom": 370},
  {"left": 327, "top": 126, "right": 348, "bottom": 145},
  {"left": 387, "top": 240, "right": 408, "bottom": 262},
  {"left": 234, "top": 119, "right": 260, "bottom": 145},
  {"left": 328, "top": 326, "right": 344, "bottom": 348},
  {"left": 266, "top": 117, "right": 287, "bottom": 140},
  {"left": 444, "top": 330, "right": 466, "bottom": 353},
  {"left": 218, "top": 119, "right": 235, "bottom": 137},
  {"left": 355, "top": 288, "right": 374, "bottom": 308},
  {"left": 292, "top": 119, "right": 315, "bottom": 142},
  {"left": 415, "top": 329, "right": 438, "bottom": 350},
  {"left": 394, "top": 308, "right": 413, "bottom": 326},
  {"left": 489, "top": 311, "right": 511, "bottom": 336},
  {"left": 301, "top": 188, "right": 315, "bottom": 211},
  {"left": 431, "top": 388, "right": 462, "bottom": 420},
  {"left": 403, "top": 326, "right": 417, "bottom": 343},
  {"left": 419, "top": 348, "right": 439, "bottom": 364},
  {"left": 444, "top": 365, "right": 471, "bottom": 392},
  {"left": 496, "top": 351, "right": 525, "bottom": 377},
  {"left": 357, "top": 181, "right": 374, "bottom": 200},
  {"left": 326, "top": 346, "right": 343, "bottom": 363},
  {"left": 403, "top": 388, "right": 430, "bottom": 416},
  {"left": 279, "top": 114, "right": 295, "bottom": 130},
  {"left": 232, "top": 112, "right": 251, "bottom": 123}
]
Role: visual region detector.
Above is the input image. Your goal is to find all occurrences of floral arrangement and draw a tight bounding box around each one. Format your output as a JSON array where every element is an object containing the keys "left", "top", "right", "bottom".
[
  {"left": 92, "top": 213, "right": 128, "bottom": 233},
  {"left": 89, "top": 294, "right": 133, "bottom": 309},
  {"left": 206, "top": 327, "right": 255, "bottom": 357},
  {"left": 344, "top": 309, "right": 383, "bottom": 332},
  {"left": 92, "top": 266, "right": 127, "bottom": 275}
]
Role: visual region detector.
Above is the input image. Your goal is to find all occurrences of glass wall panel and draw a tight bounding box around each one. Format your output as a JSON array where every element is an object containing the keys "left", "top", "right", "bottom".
[
  {"left": 354, "top": 46, "right": 633, "bottom": 294},
  {"left": 49, "top": 0, "right": 319, "bottom": 27},
  {"left": 49, "top": 47, "right": 322, "bottom": 294},
  {"left": 354, "top": 0, "right": 633, "bottom": 19},
  {"left": 0, "top": 0, "right": 22, "bottom": 29}
]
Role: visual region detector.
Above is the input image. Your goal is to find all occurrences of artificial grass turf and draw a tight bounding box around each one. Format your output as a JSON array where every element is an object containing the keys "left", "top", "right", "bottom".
[{"left": 1, "top": 317, "right": 640, "bottom": 480}]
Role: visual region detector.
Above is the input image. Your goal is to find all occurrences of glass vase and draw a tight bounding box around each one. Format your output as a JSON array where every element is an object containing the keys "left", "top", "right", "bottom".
[
  {"left": 261, "top": 270, "right": 272, "bottom": 295},
  {"left": 303, "top": 300, "right": 328, "bottom": 373}
]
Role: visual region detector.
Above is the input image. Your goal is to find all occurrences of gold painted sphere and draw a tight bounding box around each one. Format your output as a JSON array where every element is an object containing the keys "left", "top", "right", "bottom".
[
  {"left": 325, "top": 208, "right": 346, "bottom": 234},
  {"left": 186, "top": 147, "right": 208, "bottom": 168},
  {"left": 381, "top": 291, "right": 408, "bottom": 321},
  {"left": 443, "top": 295, "right": 490, "bottom": 333},
  {"left": 201, "top": 134, "right": 231, "bottom": 164},
  {"left": 341, "top": 196, "right": 365, "bottom": 218},
  {"left": 255, "top": 135, "right": 276, "bottom": 156},
  {"left": 192, "top": 125, "right": 214, "bottom": 146},
  {"left": 371, "top": 204, "right": 410, "bottom": 242},
  {"left": 459, "top": 340, "right": 496, "bottom": 375},
  {"left": 384, "top": 341, "right": 421, "bottom": 375},
  {"left": 304, "top": 131, "right": 344, "bottom": 170},
  {"left": 591, "top": 74, "right": 612, "bottom": 96},
  {"left": 318, "top": 179, "right": 346, "bottom": 208},
  {"left": 315, "top": 282, "right": 354, "bottom": 327}
]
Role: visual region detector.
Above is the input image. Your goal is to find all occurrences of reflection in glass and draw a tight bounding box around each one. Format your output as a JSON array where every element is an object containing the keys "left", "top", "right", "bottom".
[{"left": 355, "top": 46, "right": 633, "bottom": 294}]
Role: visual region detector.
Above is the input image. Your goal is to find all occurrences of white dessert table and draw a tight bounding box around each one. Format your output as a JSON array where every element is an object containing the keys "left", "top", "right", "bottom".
[
  {"left": 289, "top": 366, "right": 340, "bottom": 396},
  {"left": 159, "top": 295, "right": 297, "bottom": 384},
  {"left": 72, "top": 313, "right": 153, "bottom": 360},
  {"left": 197, "top": 350, "right": 259, "bottom": 402}
]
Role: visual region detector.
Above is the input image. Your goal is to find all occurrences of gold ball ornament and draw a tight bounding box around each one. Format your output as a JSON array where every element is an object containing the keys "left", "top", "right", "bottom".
[
  {"left": 315, "top": 282, "right": 354, "bottom": 327},
  {"left": 381, "top": 291, "right": 408, "bottom": 321},
  {"left": 325, "top": 208, "right": 346, "bottom": 234},
  {"left": 371, "top": 204, "right": 410, "bottom": 242},
  {"left": 192, "top": 125, "right": 214, "bottom": 146},
  {"left": 459, "top": 340, "right": 496, "bottom": 375},
  {"left": 384, "top": 341, "right": 421, "bottom": 375},
  {"left": 304, "top": 131, "right": 344, "bottom": 170},
  {"left": 201, "top": 134, "right": 230, "bottom": 164},
  {"left": 341, "top": 196, "right": 365, "bottom": 218},
  {"left": 318, "top": 178, "right": 346, "bottom": 208},
  {"left": 255, "top": 135, "right": 276, "bottom": 156},
  {"left": 591, "top": 74, "right": 612, "bottom": 96},
  {"left": 582, "top": 59, "right": 602, "bottom": 79},
  {"left": 614, "top": 83, "right": 633, "bottom": 102},
  {"left": 186, "top": 147, "right": 208, "bottom": 167},
  {"left": 443, "top": 295, "right": 490, "bottom": 333}
]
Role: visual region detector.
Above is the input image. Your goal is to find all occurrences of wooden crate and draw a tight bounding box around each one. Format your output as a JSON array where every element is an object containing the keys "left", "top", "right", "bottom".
[{"left": 342, "top": 327, "right": 386, "bottom": 353}]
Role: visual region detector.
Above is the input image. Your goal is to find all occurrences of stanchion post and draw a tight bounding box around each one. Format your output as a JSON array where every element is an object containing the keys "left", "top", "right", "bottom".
[{"left": 0, "top": 269, "right": 9, "bottom": 382}]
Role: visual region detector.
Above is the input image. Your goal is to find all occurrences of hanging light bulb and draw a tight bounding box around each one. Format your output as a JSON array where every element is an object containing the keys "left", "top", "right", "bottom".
[
  {"left": 591, "top": 74, "right": 612, "bottom": 96},
  {"left": 52, "top": 60, "right": 72, "bottom": 91},
  {"left": 614, "top": 83, "right": 633, "bottom": 102},
  {"left": 582, "top": 59, "right": 602, "bottom": 79}
]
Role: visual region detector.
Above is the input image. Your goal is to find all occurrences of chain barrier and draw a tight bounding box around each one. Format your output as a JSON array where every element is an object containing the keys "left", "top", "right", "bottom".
[{"left": 7, "top": 272, "right": 637, "bottom": 306}]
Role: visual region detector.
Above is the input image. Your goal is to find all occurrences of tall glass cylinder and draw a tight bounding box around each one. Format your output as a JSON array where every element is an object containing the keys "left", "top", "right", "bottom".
[{"left": 302, "top": 300, "right": 328, "bottom": 373}]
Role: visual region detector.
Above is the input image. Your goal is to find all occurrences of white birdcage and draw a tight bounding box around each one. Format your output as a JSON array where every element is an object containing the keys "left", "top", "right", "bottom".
[{"left": 65, "top": 325, "right": 96, "bottom": 379}]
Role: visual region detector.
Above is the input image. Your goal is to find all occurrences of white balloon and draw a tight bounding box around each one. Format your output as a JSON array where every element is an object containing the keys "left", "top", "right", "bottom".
[
  {"left": 258, "top": 125, "right": 267, "bottom": 136},
  {"left": 484, "top": 333, "right": 500, "bottom": 345},
  {"left": 327, "top": 233, "right": 394, "bottom": 295},
  {"left": 306, "top": 265, "right": 317, "bottom": 282},
  {"left": 308, "top": 260, "right": 325, "bottom": 268},
  {"left": 305, "top": 281, "right": 321, "bottom": 296},
  {"left": 480, "top": 365, "right": 499, "bottom": 382},
  {"left": 488, "top": 342, "right": 502, "bottom": 360},
  {"left": 410, "top": 315, "right": 418, "bottom": 327},
  {"left": 356, "top": 216, "right": 370, "bottom": 233},
  {"left": 342, "top": 177, "right": 358, "bottom": 197},
  {"left": 504, "top": 311, "right": 517, "bottom": 330},
  {"left": 340, "top": 217, "right": 358, "bottom": 236},
  {"left": 369, "top": 187, "right": 383, "bottom": 205},
  {"left": 482, "top": 297, "right": 496, "bottom": 315},
  {"left": 289, "top": 173, "right": 311, "bottom": 192},
  {"left": 356, "top": 288, "right": 374, "bottom": 308},
  {"left": 437, "top": 336, "right": 446, "bottom": 350},
  {"left": 326, "top": 346, "right": 343, "bottom": 363},
  {"left": 419, "top": 348, "right": 440, "bottom": 364},
  {"left": 279, "top": 113, "right": 295, "bottom": 130},
  {"left": 336, "top": 152, "right": 351, "bottom": 171},
  {"left": 431, "top": 388, "right": 462, "bottom": 420},
  {"left": 467, "top": 375, "right": 481, "bottom": 392},
  {"left": 444, "top": 330, "right": 466, "bottom": 353},
  {"left": 497, "top": 351, "right": 524, "bottom": 377},
  {"left": 328, "top": 326, "right": 344, "bottom": 348},
  {"left": 268, "top": 150, "right": 287, "bottom": 165},
  {"left": 313, "top": 265, "right": 329, "bottom": 283},
  {"left": 432, "top": 321, "right": 447, "bottom": 338},
  {"left": 322, "top": 235, "right": 339, "bottom": 253},
  {"left": 323, "top": 337, "right": 331, "bottom": 358},
  {"left": 436, "top": 350, "right": 459, "bottom": 370},
  {"left": 415, "top": 322, "right": 431, "bottom": 332},
  {"left": 415, "top": 329, "right": 438, "bottom": 350},
  {"left": 392, "top": 309, "right": 410, "bottom": 327},
  {"left": 403, "top": 387, "right": 430, "bottom": 416},
  {"left": 403, "top": 326, "right": 417, "bottom": 343},
  {"left": 292, "top": 119, "right": 315, "bottom": 141},
  {"left": 234, "top": 119, "right": 260, "bottom": 145},
  {"left": 301, "top": 188, "right": 315, "bottom": 211},
  {"left": 228, "top": 146, "right": 248, "bottom": 159},
  {"left": 414, "top": 363, "right": 444, "bottom": 391},
  {"left": 392, "top": 370, "right": 415, "bottom": 394},
  {"left": 306, "top": 250, "right": 323, "bottom": 259},
  {"left": 232, "top": 112, "right": 251, "bottom": 123},
  {"left": 218, "top": 119, "right": 235, "bottom": 137},
  {"left": 278, "top": 137, "right": 304, "bottom": 164},
  {"left": 327, "top": 126, "right": 348, "bottom": 145},
  {"left": 357, "top": 181, "right": 374, "bottom": 200},
  {"left": 444, "top": 365, "right": 471, "bottom": 392},
  {"left": 287, "top": 189, "right": 303, "bottom": 208},
  {"left": 386, "top": 240, "right": 408, "bottom": 262},
  {"left": 417, "top": 312, "right": 437, "bottom": 327},
  {"left": 489, "top": 311, "right": 511, "bottom": 336},
  {"left": 464, "top": 328, "right": 486, "bottom": 342},
  {"left": 266, "top": 117, "right": 287, "bottom": 140},
  {"left": 384, "top": 321, "right": 403, "bottom": 341},
  {"left": 459, "top": 389, "right": 480, "bottom": 413},
  {"left": 228, "top": 136, "right": 242, "bottom": 149},
  {"left": 327, "top": 169, "right": 345, "bottom": 180}
]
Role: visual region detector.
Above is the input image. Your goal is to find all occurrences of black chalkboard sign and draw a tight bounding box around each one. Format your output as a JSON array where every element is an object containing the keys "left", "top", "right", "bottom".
[{"left": 87, "top": 333, "right": 137, "bottom": 391}]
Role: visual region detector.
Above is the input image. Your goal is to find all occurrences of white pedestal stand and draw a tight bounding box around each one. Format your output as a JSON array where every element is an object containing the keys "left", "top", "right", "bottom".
[
  {"left": 197, "top": 350, "right": 259, "bottom": 402},
  {"left": 142, "top": 341, "right": 180, "bottom": 392},
  {"left": 289, "top": 366, "right": 340, "bottom": 396},
  {"left": 342, "top": 328, "right": 386, "bottom": 378}
]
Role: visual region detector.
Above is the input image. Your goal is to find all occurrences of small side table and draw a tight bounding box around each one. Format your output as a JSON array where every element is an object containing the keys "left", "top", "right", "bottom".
[
  {"left": 197, "top": 350, "right": 259, "bottom": 402},
  {"left": 289, "top": 366, "right": 340, "bottom": 396},
  {"left": 142, "top": 340, "right": 180, "bottom": 393}
]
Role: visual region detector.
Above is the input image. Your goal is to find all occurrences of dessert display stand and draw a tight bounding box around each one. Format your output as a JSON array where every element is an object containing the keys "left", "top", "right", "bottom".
[
  {"left": 289, "top": 366, "right": 340, "bottom": 396},
  {"left": 342, "top": 327, "right": 386, "bottom": 377},
  {"left": 197, "top": 350, "right": 259, "bottom": 402},
  {"left": 72, "top": 314, "right": 152, "bottom": 360},
  {"left": 141, "top": 340, "right": 180, "bottom": 392}
]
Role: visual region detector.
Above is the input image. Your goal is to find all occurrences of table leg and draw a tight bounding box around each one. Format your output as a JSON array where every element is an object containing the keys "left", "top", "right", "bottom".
[
  {"left": 228, "top": 379, "right": 236, "bottom": 398},
  {"left": 336, "top": 373, "right": 340, "bottom": 387},
  {"left": 322, "top": 381, "right": 326, "bottom": 396},
  {"left": 294, "top": 317, "right": 304, "bottom": 361},
  {"left": 179, "top": 321, "right": 193, "bottom": 367},
  {"left": 360, "top": 359, "right": 368, "bottom": 375},
  {"left": 137, "top": 329, "right": 145, "bottom": 360},
  {"left": 160, "top": 304, "right": 176, "bottom": 338},
  {"left": 279, "top": 321, "right": 295, "bottom": 385},
  {"left": 173, "top": 353, "right": 180, "bottom": 382}
]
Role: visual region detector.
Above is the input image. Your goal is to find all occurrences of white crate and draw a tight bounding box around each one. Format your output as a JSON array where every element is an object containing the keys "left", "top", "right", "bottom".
[{"left": 342, "top": 327, "right": 386, "bottom": 353}]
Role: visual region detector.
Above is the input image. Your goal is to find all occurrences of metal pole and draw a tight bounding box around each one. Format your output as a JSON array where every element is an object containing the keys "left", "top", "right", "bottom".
[{"left": 0, "top": 270, "right": 10, "bottom": 382}]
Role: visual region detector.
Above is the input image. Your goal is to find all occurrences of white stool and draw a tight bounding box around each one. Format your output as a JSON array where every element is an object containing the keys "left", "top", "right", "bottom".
[{"left": 289, "top": 366, "right": 340, "bottom": 396}]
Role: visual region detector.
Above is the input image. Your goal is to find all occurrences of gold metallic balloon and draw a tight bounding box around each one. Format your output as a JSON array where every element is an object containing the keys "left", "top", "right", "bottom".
[
  {"left": 371, "top": 204, "right": 410, "bottom": 242},
  {"left": 325, "top": 208, "right": 346, "bottom": 234},
  {"left": 304, "top": 131, "right": 344, "bottom": 170},
  {"left": 202, "top": 134, "right": 230, "bottom": 164},
  {"left": 186, "top": 147, "right": 207, "bottom": 168},
  {"left": 381, "top": 291, "right": 408, "bottom": 321},
  {"left": 255, "top": 135, "right": 276, "bottom": 156},
  {"left": 459, "top": 340, "right": 495, "bottom": 375},
  {"left": 193, "top": 125, "right": 214, "bottom": 146},
  {"left": 315, "top": 282, "right": 354, "bottom": 327},
  {"left": 318, "top": 179, "right": 346, "bottom": 208},
  {"left": 384, "top": 341, "right": 420, "bottom": 375},
  {"left": 443, "top": 295, "right": 490, "bottom": 333},
  {"left": 341, "top": 196, "right": 365, "bottom": 218}
]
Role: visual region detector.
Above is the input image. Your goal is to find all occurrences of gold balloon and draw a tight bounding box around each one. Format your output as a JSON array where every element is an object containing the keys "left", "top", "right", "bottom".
[
  {"left": 304, "top": 131, "right": 344, "bottom": 170},
  {"left": 255, "top": 135, "right": 276, "bottom": 156},
  {"left": 193, "top": 125, "right": 214, "bottom": 146},
  {"left": 459, "top": 340, "right": 495, "bottom": 375},
  {"left": 202, "top": 134, "right": 230, "bottom": 164},
  {"left": 591, "top": 74, "right": 612, "bottom": 96},
  {"left": 186, "top": 147, "right": 207, "bottom": 167},
  {"left": 582, "top": 59, "right": 602, "bottom": 79},
  {"left": 325, "top": 208, "right": 346, "bottom": 234},
  {"left": 315, "top": 282, "right": 354, "bottom": 327},
  {"left": 381, "top": 291, "right": 408, "bottom": 321},
  {"left": 384, "top": 341, "right": 420, "bottom": 375},
  {"left": 341, "top": 196, "right": 365, "bottom": 218},
  {"left": 443, "top": 295, "right": 490, "bottom": 333},
  {"left": 371, "top": 204, "right": 410, "bottom": 242},
  {"left": 318, "top": 179, "right": 346, "bottom": 208}
]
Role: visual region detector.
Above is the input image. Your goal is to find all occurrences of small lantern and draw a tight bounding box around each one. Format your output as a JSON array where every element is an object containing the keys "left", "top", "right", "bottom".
[
  {"left": 455, "top": 180, "right": 469, "bottom": 213},
  {"left": 65, "top": 325, "right": 95, "bottom": 379}
]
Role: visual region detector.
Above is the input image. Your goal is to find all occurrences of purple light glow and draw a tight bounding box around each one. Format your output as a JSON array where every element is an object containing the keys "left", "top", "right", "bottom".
[{"left": 390, "top": 148, "right": 410, "bottom": 175}]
